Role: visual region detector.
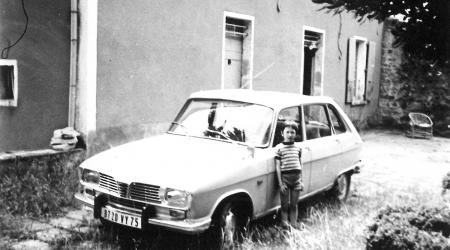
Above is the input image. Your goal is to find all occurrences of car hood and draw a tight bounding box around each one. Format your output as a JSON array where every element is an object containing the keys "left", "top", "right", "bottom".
[{"left": 81, "top": 133, "right": 259, "bottom": 192}]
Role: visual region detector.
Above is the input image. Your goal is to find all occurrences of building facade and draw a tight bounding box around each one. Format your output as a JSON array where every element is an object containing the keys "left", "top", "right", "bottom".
[
  {"left": 0, "top": 0, "right": 71, "bottom": 152},
  {"left": 0, "top": 0, "right": 384, "bottom": 154}
]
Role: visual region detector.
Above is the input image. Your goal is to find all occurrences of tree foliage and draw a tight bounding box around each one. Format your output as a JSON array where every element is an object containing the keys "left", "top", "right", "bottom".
[{"left": 311, "top": 0, "right": 450, "bottom": 64}]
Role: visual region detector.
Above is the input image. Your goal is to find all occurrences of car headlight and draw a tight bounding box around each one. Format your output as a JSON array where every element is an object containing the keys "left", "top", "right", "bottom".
[
  {"left": 81, "top": 169, "right": 100, "bottom": 184},
  {"left": 160, "top": 188, "right": 192, "bottom": 208}
]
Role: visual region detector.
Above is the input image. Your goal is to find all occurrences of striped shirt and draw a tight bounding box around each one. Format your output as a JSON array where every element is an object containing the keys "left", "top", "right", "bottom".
[{"left": 275, "top": 142, "right": 302, "bottom": 172}]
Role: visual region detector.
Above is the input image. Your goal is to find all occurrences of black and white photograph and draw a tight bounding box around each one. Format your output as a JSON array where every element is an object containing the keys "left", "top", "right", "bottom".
[{"left": 0, "top": 0, "right": 449, "bottom": 249}]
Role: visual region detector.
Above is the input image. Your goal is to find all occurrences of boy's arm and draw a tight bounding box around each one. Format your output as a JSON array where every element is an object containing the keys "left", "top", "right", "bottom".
[
  {"left": 298, "top": 146, "right": 302, "bottom": 161},
  {"left": 275, "top": 158, "right": 287, "bottom": 193},
  {"left": 275, "top": 158, "right": 282, "bottom": 187},
  {"left": 275, "top": 146, "right": 286, "bottom": 192}
]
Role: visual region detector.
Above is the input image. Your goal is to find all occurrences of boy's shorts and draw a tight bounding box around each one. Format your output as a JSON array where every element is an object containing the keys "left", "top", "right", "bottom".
[{"left": 281, "top": 170, "right": 304, "bottom": 191}]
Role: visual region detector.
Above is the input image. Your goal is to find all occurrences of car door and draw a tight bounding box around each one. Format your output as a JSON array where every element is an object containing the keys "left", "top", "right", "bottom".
[
  {"left": 302, "top": 104, "right": 341, "bottom": 192},
  {"left": 326, "top": 103, "right": 360, "bottom": 172},
  {"left": 265, "top": 106, "right": 313, "bottom": 211}
]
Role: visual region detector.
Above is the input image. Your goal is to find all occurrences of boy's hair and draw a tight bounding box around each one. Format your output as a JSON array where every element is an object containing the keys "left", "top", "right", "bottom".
[{"left": 283, "top": 120, "right": 298, "bottom": 132}]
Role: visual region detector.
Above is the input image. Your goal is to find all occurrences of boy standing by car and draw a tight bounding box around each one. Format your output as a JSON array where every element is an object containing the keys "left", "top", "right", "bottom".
[{"left": 275, "top": 120, "right": 303, "bottom": 229}]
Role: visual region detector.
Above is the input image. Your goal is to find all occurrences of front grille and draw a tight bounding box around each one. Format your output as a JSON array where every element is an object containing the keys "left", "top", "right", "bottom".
[
  {"left": 130, "top": 182, "right": 161, "bottom": 203},
  {"left": 118, "top": 182, "right": 128, "bottom": 197},
  {"left": 99, "top": 173, "right": 118, "bottom": 193},
  {"left": 99, "top": 173, "right": 161, "bottom": 204},
  {"left": 108, "top": 195, "right": 147, "bottom": 210}
]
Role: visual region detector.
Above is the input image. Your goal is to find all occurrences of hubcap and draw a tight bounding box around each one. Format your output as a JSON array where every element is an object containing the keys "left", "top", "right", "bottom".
[{"left": 222, "top": 209, "right": 237, "bottom": 246}]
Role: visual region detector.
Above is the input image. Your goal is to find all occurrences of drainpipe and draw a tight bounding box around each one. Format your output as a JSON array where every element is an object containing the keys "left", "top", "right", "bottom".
[{"left": 68, "top": 0, "right": 78, "bottom": 128}]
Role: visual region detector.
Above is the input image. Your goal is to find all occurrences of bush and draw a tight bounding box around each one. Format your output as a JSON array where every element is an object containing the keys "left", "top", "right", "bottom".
[
  {"left": 366, "top": 206, "right": 450, "bottom": 250},
  {"left": 0, "top": 150, "right": 84, "bottom": 217}
]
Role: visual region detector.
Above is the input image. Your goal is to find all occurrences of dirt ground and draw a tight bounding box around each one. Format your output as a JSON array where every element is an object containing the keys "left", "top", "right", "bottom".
[
  {"left": 3, "top": 129, "right": 450, "bottom": 249},
  {"left": 357, "top": 129, "right": 450, "bottom": 192}
]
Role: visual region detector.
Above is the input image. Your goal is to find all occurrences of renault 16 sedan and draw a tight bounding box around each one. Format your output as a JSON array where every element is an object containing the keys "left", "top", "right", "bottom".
[{"left": 75, "top": 89, "right": 364, "bottom": 245}]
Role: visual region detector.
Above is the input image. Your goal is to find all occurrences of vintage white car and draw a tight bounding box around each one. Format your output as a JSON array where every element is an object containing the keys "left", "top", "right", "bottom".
[{"left": 75, "top": 89, "right": 363, "bottom": 245}]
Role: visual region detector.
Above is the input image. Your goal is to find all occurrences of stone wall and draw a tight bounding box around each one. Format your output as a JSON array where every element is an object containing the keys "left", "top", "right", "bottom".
[
  {"left": 378, "top": 19, "right": 450, "bottom": 137},
  {"left": 377, "top": 19, "right": 407, "bottom": 126}
]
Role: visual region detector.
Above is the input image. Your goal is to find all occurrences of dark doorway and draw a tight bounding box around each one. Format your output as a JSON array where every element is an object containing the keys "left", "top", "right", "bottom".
[{"left": 303, "top": 47, "right": 316, "bottom": 96}]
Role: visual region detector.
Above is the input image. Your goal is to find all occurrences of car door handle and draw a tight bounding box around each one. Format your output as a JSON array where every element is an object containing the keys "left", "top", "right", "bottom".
[
  {"left": 304, "top": 146, "right": 311, "bottom": 151},
  {"left": 257, "top": 180, "right": 263, "bottom": 185}
]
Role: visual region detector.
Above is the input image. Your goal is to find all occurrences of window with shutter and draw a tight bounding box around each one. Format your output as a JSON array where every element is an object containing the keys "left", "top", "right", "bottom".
[
  {"left": 366, "top": 41, "right": 377, "bottom": 100},
  {"left": 0, "top": 59, "right": 18, "bottom": 107},
  {"left": 222, "top": 12, "right": 254, "bottom": 90},
  {"left": 302, "top": 27, "right": 325, "bottom": 96},
  {"left": 346, "top": 37, "right": 371, "bottom": 105},
  {"left": 346, "top": 37, "right": 356, "bottom": 103}
]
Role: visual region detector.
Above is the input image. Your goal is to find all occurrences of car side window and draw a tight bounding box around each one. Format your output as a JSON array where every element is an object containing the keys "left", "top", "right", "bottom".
[
  {"left": 303, "top": 104, "right": 332, "bottom": 140},
  {"left": 327, "top": 104, "right": 347, "bottom": 134},
  {"left": 273, "top": 106, "right": 302, "bottom": 146}
]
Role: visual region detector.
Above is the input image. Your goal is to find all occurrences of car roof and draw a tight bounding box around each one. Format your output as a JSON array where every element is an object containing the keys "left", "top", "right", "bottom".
[{"left": 189, "top": 89, "right": 334, "bottom": 109}]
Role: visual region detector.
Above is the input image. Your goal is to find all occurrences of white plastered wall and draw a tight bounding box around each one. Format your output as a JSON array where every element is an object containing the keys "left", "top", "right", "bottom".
[{"left": 76, "top": 0, "right": 97, "bottom": 135}]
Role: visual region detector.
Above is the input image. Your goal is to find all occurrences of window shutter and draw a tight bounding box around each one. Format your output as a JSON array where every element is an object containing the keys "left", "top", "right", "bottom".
[
  {"left": 353, "top": 40, "right": 367, "bottom": 104},
  {"left": 365, "top": 41, "right": 376, "bottom": 100},
  {"left": 346, "top": 37, "right": 356, "bottom": 103}
]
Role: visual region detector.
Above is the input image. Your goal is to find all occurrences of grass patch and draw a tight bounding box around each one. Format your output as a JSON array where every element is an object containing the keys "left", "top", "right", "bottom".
[
  {"left": 49, "top": 223, "right": 121, "bottom": 250},
  {"left": 0, "top": 150, "right": 84, "bottom": 217},
  {"left": 0, "top": 211, "right": 36, "bottom": 241},
  {"left": 239, "top": 177, "right": 445, "bottom": 250},
  {"left": 0, "top": 150, "right": 85, "bottom": 248}
]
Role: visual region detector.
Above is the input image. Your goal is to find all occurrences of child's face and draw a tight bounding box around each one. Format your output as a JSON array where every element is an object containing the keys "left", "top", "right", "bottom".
[{"left": 282, "top": 126, "right": 296, "bottom": 142}]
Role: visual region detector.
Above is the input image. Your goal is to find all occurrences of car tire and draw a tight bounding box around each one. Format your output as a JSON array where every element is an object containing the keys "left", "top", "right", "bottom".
[
  {"left": 211, "top": 201, "right": 249, "bottom": 249},
  {"left": 99, "top": 217, "right": 115, "bottom": 230},
  {"left": 332, "top": 173, "right": 351, "bottom": 202}
]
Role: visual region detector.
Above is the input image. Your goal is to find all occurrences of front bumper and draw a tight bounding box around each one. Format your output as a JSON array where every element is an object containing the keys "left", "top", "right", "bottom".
[{"left": 75, "top": 192, "right": 211, "bottom": 234}]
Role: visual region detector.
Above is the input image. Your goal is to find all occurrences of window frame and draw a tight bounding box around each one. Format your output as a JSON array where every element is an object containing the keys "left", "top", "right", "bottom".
[
  {"left": 301, "top": 26, "right": 326, "bottom": 96},
  {"left": 302, "top": 103, "right": 333, "bottom": 140},
  {"left": 272, "top": 105, "right": 304, "bottom": 146},
  {"left": 326, "top": 104, "right": 349, "bottom": 135},
  {"left": 346, "top": 36, "right": 376, "bottom": 106},
  {"left": 0, "top": 59, "right": 18, "bottom": 107},
  {"left": 221, "top": 11, "right": 255, "bottom": 90}
]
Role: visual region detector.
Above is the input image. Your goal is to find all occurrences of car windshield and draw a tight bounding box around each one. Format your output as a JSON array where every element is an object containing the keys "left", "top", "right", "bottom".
[{"left": 168, "top": 99, "right": 274, "bottom": 146}]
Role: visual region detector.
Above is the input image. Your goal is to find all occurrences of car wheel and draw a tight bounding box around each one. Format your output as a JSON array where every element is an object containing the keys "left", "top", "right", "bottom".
[
  {"left": 212, "top": 202, "right": 249, "bottom": 249},
  {"left": 333, "top": 173, "right": 351, "bottom": 202}
]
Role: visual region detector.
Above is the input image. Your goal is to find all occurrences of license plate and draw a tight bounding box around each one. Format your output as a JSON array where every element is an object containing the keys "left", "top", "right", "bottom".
[{"left": 101, "top": 207, "right": 141, "bottom": 229}]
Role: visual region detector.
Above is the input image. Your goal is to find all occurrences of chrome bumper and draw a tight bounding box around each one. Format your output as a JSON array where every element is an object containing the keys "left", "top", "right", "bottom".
[
  {"left": 74, "top": 192, "right": 211, "bottom": 234},
  {"left": 148, "top": 216, "right": 211, "bottom": 234},
  {"left": 75, "top": 192, "right": 94, "bottom": 207}
]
